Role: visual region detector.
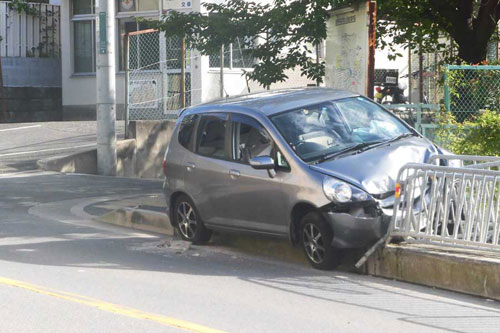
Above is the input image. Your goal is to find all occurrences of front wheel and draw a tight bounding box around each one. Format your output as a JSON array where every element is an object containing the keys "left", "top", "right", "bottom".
[
  {"left": 300, "top": 212, "right": 340, "bottom": 270},
  {"left": 173, "top": 195, "right": 212, "bottom": 244}
]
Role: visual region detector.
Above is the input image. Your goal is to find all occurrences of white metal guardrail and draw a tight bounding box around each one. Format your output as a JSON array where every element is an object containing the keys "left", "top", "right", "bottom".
[
  {"left": 391, "top": 163, "right": 500, "bottom": 249},
  {"left": 429, "top": 154, "right": 500, "bottom": 170},
  {"left": 356, "top": 155, "right": 500, "bottom": 268}
]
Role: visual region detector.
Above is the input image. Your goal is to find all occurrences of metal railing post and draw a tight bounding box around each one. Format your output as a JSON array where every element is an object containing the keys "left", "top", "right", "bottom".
[
  {"left": 443, "top": 65, "right": 450, "bottom": 112},
  {"left": 180, "top": 37, "right": 186, "bottom": 108},
  {"left": 220, "top": 45, "right": 225, "bottom": 98},
  {"left": 124, "top": 33, "right": 130, "bottom": 138}
]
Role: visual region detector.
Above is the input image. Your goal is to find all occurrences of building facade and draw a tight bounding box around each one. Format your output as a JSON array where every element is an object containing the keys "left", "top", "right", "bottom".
[{"left": 60, "top": 0, "right": 281, "bottom": 120}]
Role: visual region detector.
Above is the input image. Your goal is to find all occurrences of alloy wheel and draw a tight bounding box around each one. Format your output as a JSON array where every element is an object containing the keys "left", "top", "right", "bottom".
[
  {"left": 302, "top": 223, "right": 325, "bottom": 264},
  {"left": 177, "top": 201, "right": 197, "bottom": 239}
]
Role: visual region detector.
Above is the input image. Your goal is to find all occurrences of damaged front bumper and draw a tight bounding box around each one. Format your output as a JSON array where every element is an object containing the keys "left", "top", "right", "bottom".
[{"left": 322, "top": 203, "right": 392, "bottom": 249}]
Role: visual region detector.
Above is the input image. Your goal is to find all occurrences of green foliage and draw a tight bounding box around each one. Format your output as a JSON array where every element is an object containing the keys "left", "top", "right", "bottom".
[
  {"left": 155, "top": 0, "right": 500, "bottom": 87},
  {"left": 378, "top": 0, "right": 500, "bottom": 64},
  {"left": 154, "top": 0, "right": 363, "bottom": 89},
  {"left": 8, "top": 0, "right": 40, "bottom": 16},
  {"left": 437, "top": 111, "right": 500, "bottom": 156}
]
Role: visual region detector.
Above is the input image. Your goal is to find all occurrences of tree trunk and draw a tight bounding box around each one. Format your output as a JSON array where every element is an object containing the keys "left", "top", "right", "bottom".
[
  {"left": 457, "top": 37, "right": 489, "bottom": 64},
  {"left": 431, "top": 0, "right": 500, "bottom": 64}
]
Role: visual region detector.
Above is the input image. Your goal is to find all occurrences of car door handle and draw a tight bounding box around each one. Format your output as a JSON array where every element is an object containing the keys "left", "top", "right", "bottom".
[
  {"left": 229, "top": 169, "right": 240, "bottom": 178},
  {"left": 186, "top": 162, "right": 196, "bottom": 172}
]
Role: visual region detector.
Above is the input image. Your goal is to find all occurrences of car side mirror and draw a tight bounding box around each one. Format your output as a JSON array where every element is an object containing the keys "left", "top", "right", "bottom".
[{"left": 249, "top": 156, "right": 275, "bottom": 170}]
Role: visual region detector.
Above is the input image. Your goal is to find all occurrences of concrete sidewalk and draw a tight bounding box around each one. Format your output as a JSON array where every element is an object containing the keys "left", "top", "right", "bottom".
[{"left": 89, "top": 192, "right": 500, "bottom": 302}]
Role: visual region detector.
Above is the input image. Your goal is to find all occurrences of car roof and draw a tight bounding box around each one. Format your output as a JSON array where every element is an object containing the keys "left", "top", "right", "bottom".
[{"left": 188, "top": 87, "right": 359, "bottom": 117}]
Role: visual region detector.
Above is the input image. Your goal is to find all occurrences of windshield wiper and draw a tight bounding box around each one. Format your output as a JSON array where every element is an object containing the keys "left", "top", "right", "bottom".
[
  {"left": 313, "top": 141, "right": 383, "bottom": 164},
  {"left": 385, "top": 132, "right": 416, "bottom": 144}
]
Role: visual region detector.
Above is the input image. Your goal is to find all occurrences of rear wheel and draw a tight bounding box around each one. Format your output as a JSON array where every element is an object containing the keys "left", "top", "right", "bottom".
[
  {"left": 173, "top": 195, "right": 212, "bottom": 244},
  {"left": 300, "top": 211, "right": 340, "bottom": 270}
]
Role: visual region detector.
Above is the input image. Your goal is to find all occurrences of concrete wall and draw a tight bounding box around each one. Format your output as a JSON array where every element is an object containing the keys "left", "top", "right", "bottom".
[
  {"left": 38, "top": 120, "right": 175, "bottom": 178},
  {"left": 325, "top": 4, "right": 369, "bottom": 95},
  {"left": 0, "top": 87, "right": 62, "bottom": 122},
  {"left": 128, "top": 120, "right": 176, "bottom": 178},
  {"left": 2, "top": 58, "right": 62, "bottom": 87}
]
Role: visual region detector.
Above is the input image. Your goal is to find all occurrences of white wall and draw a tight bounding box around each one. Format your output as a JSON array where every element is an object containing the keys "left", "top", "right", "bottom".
[
  {"left": 324, "top": 4, "right": 370, "bottom": 96},
  {"left": 61, "top": 0, "right": 127, "bottom": 111}
]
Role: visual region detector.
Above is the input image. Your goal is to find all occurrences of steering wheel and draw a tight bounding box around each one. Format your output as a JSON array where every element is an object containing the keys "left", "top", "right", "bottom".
[
  {"left": 327, "top": 128, "right": 343, "bottom": 141},
  {"left": 292, "top": 140, "right": 307, "bottom": 151}
]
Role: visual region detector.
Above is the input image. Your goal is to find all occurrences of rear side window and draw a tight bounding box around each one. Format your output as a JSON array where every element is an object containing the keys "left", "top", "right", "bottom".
[
  {"left": 196, "top": 114, "right": 228, "bottom": 159},
  {"left": 178, "top": 114, "right": 199, "bottom": 151}
]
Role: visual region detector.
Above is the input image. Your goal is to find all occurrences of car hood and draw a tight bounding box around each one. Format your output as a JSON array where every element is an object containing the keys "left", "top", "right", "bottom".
[{"left": 310, "top": 136, "right": 439, "bottom": 196}]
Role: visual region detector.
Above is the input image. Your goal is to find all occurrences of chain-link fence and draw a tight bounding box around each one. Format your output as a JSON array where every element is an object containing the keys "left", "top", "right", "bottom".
[
  {"left": 126, "top": 29, "right": 192, "bottom": 121},
  {"left": 126, "top": 29, "right": 318, "bottom": 123},
  {"left": 444, "top": 65, "right": 500, "bottom": 122}
]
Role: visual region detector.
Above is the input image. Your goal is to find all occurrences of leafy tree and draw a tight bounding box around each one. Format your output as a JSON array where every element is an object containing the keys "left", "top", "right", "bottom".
[
  {"left": 378, "top": 0, "right": 500, "bottom": 64},
  {"left": 154, "top": 0, "right": 361, "bottom": 89},
  {"left": 155, "top": 0, "right": 500, "bottom": 89}
]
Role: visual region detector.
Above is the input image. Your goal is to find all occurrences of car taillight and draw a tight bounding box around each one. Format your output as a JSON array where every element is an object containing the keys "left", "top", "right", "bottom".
[{"left": 162, "top": 159, "right": 167, "bottom": 176}]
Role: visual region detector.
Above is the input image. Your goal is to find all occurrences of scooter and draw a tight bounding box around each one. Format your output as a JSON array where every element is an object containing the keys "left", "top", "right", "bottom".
[{"left": 375, "top": 82, "right": 408, "bottom": 105}]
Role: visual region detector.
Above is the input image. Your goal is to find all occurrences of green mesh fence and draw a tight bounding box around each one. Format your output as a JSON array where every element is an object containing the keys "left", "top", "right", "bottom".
[{"left": 444, "top": 65, "right": 500, "bottom": 122}]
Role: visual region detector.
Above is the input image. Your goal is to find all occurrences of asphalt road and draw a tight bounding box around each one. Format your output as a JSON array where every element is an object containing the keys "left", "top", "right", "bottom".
[
  {"left": 0, "top": 122, "right": 125, "bottom": 173},
  {"left": 1, "top": 171, "right": 500, "bottom": 332}
]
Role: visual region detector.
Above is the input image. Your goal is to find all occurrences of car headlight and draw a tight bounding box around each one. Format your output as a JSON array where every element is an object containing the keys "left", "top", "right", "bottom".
[{"left": 323, "top": 177, "right": 371, "bottom": 203}]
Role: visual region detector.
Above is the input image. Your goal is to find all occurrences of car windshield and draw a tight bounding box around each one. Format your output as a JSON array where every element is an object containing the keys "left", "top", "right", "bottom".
[{"left": 270, "top": 97, "right": 411, "bottom": 163}]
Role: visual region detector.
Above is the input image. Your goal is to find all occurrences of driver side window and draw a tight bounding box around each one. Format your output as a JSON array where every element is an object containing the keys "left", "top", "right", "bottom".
[{"left": 230, "top": 114, "right": 272, "bottom": 163}]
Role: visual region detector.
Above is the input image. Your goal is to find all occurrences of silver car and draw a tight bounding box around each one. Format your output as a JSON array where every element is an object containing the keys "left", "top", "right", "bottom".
[{"left": 162, "top": 88, "right": 445, "bottom": 269}]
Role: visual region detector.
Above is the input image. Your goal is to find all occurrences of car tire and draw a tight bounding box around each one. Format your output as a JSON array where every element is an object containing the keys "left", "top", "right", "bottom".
[
  {"left": 173, "top": 195, "right": 212, "bottom": 244},
  {"left": 300, "top": 211, "right": 340, "bottom": 270}
]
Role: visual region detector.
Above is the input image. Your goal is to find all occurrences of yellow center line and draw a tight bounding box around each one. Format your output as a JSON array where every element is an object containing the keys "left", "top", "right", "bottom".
[{"left": 0, "top": 277, "right": 225, "bottom": 333}]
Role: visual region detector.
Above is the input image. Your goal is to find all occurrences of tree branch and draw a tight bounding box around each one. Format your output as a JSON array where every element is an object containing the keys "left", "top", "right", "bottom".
[
  {"left": 475, "top": 0, "right": 500, "bottom": 44},
  {"left": 495, "top": 0, "right": 500, "bottom": 21},
  {"left": 428, "top": 0, "right": 466, "bottom": 42}
]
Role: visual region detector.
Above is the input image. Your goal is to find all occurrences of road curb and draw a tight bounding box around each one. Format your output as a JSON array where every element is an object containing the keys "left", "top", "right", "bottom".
[
  {"left": 366, "top": 244, "right": 500, "bottom": 302},
  {"left": 96, "top": 206, "right": 500, "bottom": 301},
  {"left": 96, "top": 208, "right": 174, "bottom": 236},
  {"left": 96, "top": 207, "right": 308, "bottom": 264}
]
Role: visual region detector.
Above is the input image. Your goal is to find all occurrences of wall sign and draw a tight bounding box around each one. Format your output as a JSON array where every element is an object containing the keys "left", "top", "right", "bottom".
[
  {"left": 99, "top": 12, "right": 107, "bottom": 54},
  {"left": 163, "top": 0, "right": 192, "bottom": 10},
  {"left": 120, "top": 0, "right": 135, "bottom": 11},
  {"left": 336, "top": 15, "right": 356, "bottom": 26}
]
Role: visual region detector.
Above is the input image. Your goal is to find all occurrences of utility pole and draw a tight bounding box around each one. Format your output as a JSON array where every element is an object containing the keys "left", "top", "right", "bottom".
[
  {"left": 96, "top": 0, "right": 117, "bottom": 176},
  {"left": 366, "top": 0, "right": 376, "bottom": 99}
]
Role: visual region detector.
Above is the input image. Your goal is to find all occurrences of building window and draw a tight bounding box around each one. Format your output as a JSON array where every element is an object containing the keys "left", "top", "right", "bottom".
[
  {"left": 118, "top": 19, "right": 158, "bottom": 70},
  {"left": 209, "top": 37, "right": 256, "bottom": 69},
  {"left": 117, "top": 0, "right": 159, "bottom": 71},
  {"left": 73, "top": 0, "right": 93, "bottom": 15},
  {"left": 117, "top": 0, "right": 158, "bottom": 13},
  {"left": 72, "top": 0, "right": 96, "bottom": 73}
]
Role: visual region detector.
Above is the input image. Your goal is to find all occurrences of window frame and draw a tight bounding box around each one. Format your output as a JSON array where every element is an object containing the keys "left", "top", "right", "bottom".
[
  {"left": 116, "top": 0, "right": 159, "bottom": 15},
  {"left": 71, "top": 0, "right": 96, "bottom": 74},
  {"left": 209, "top": 37, "right": 257, "bottom": 70},
  {"left": 116, "top": 0, "right": 159, "bottom": 73},
  {"left": 228, "top": 113, "right": 291, "bottom": 171},
  {"left": 228, "top": 113, "right": 273, "bottom": 164}
]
